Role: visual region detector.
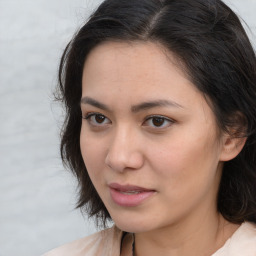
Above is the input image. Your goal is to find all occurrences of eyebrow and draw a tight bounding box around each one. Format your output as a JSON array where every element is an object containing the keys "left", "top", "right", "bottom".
[
  {"left": 131, "top": 99, "right": 183, "bottom": 113},
  {"left": 81, "top": 97, "right": 110, "bottom": 111},
  {"left": 81, "top": 96, "right": 183, "bottom": 112}
]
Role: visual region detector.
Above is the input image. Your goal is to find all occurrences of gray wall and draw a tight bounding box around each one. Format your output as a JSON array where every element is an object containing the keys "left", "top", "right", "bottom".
[{"left": 0, "top": 1, "right": 255, "bottom": 256}]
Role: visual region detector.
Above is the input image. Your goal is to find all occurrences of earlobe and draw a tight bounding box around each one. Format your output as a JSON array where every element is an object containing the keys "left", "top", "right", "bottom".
[{"left": 219, "top": 135, "right": 247, "bottom": 161}]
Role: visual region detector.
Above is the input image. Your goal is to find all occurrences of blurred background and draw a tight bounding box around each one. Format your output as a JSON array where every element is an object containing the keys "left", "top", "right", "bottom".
[{"left": 0, "top": 0, "right": 255, "bottom": 256}]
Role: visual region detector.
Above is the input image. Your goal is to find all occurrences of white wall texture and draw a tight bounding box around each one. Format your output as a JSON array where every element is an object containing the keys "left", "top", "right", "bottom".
[{"left": 0, "top": 1, "right": 255, "bottom": 256}]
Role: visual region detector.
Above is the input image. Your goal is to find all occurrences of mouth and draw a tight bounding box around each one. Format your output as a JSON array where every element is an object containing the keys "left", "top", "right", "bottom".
[
  {"left": 118, "top": 191, "right": 143, "bottom": 195},
  {"left": 109, "top": 183, "right": 156, "bottom": 207}
]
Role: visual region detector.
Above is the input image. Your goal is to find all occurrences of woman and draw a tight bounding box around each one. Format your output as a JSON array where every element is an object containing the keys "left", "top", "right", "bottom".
[{"left": 43, "top": 0, "right": 256, "bottom": 255}]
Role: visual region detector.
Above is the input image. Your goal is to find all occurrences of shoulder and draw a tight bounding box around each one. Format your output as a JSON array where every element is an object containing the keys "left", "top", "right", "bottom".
[
  {"left": 232, "top": 222, "right": 256, "bottom": 253},
  {"left": 214, "top": 222, "right": 256, "bottom": 256},
  {"left": 41, "top": 226, "right": 123, "bottom": 256}
]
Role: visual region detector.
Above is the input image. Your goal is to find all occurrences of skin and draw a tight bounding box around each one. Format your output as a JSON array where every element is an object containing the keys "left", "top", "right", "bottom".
[{"left": 80, "top": 41, "right": 244, "bottom": 256}]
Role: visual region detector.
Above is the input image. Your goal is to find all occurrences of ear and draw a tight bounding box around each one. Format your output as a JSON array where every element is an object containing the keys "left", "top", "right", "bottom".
[
  {"left": 219, "top": 111, "right": 248, "bottom": 161},
  {"left": 219, "top": 134, "right": 247, "bottom": 161}
]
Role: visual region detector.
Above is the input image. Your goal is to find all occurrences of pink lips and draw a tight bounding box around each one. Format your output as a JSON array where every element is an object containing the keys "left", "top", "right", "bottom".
[{"left": 109, "top": 183, "right": 155, "bottom": 207}]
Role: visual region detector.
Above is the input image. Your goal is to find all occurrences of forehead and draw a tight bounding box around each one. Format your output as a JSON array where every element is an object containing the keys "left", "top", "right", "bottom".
[
  {"left": 82, "top": 41, "right": 196, "bottom": 98},
  {"left": 83, "top": 40, "right": 184, "bottom": 76}
]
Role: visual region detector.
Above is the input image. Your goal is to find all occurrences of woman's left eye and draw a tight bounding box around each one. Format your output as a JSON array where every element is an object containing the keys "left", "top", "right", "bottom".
[{"left": 143, "top": 115, "right": 174, "bottom": 128}]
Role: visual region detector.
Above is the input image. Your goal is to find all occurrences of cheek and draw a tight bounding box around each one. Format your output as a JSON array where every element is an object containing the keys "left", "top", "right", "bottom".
[
  {"left": 80, "top": 129, "right": 105, "bottom": 180},
  {"left": 147, "top": 129, "right": 221, "bottom": 191},
  {"left": 147, "top": 138, "right": 221, "bottom": 221}
]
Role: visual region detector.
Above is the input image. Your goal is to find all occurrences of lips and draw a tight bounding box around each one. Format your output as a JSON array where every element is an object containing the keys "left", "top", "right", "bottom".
[{"left": 109, "top": 183, "right": 156, "bottom": 207}]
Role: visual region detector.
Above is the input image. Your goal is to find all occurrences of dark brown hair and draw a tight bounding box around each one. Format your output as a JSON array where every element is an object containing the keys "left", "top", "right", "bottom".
[{"left": 57, "top": 0, "right": 256, "bottom": 226}]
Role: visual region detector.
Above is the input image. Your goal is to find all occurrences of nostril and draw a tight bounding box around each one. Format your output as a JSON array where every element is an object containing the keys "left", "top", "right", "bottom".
[
  {"left": 105, "top": 151, "right": 126, "bottom": 172},
  {"left": 105, "top": 149, "right": 144, "bottom": 173}
]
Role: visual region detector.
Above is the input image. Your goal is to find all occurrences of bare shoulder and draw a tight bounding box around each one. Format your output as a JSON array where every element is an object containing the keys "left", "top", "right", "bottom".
[{"left": 41, "top": 226, "right": 123, "bottom": 256}]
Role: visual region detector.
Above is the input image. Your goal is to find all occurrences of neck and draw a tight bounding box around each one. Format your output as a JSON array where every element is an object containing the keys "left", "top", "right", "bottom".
[{"left": 134, "top": 212, "right": 239, "bottom": 256}]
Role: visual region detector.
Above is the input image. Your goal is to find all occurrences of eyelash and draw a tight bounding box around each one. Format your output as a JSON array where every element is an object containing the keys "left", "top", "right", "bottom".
[
  {"left": 143, "top": 115, "right": 175, "bottom": 129},
  {"left": 82, "top": 112, "right": 175, "bottom": 129},
  {"left": 83, "top": 112, "right": 111, "bottom": 126}
]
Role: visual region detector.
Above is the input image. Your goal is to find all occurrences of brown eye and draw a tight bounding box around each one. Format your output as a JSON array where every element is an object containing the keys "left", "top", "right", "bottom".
[
  {"left": 84, "top": 113, "right": 111, "bottom": 126},
  {"left": 95, "top": 114, "right": 106, "bottom": 123},
  {"left": 143, "top": 115, "right": 174, "bottom": 129},
  {"left": 152, "top": 117, "right": 165, "bottom": 127}
]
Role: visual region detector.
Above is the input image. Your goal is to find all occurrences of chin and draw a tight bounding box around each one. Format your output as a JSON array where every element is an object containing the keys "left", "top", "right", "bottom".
[{"left": 111, "top": 214, "right": 158, "bottom": 233}]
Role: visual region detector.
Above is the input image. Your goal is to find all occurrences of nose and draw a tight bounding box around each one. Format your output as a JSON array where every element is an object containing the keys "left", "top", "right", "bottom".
[{"left": 105, "top": 128, "right": 144, "bottom": 172}]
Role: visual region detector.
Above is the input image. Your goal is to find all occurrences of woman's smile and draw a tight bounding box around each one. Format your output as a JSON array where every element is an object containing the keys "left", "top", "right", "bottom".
[{"left": 108, "top": 183, "right": 157, "bottom": 207}]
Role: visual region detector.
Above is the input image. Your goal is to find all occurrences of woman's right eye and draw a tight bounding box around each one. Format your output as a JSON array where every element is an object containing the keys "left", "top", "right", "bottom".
[{"left": 82, "top": 113, "right": 111, "bottom": 127}]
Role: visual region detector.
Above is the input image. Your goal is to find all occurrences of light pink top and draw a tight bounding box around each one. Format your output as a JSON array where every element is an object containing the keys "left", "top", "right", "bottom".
[{"left": 42, "top": 222, "right": 256, "bottom": 256}]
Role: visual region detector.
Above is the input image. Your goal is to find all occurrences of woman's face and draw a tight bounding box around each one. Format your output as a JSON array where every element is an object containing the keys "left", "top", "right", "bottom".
[{"left": 80, "top": 41, "right": 226, "bottom": 233}]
